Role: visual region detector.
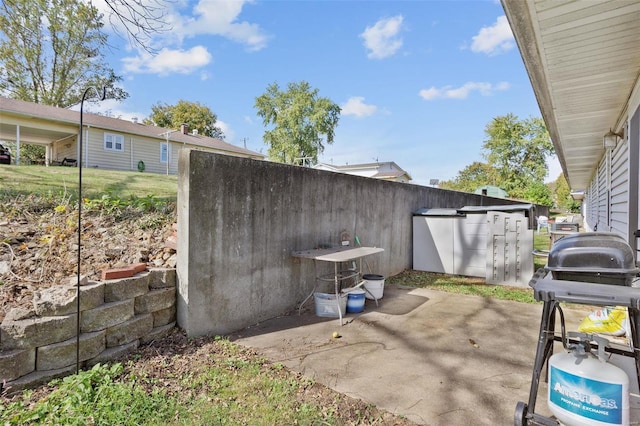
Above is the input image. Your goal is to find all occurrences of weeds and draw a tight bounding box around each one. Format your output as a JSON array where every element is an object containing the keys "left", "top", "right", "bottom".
[
  {"left": 0, "top": 339, "right": 357, "bottom": 426},
  {"left": 0, "top": 364, "right": 181, "bottom": 425}
]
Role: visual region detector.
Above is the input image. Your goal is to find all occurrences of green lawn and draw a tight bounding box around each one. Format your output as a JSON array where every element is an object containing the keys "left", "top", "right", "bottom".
[{"left": 0, "top": 164, "right": 177, "bottom": 200}]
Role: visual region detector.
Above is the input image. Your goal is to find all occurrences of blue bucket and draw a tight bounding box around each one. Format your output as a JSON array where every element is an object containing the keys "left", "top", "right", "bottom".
[{"left": 344, "top": 288, "right": 365, "bottom": 313}]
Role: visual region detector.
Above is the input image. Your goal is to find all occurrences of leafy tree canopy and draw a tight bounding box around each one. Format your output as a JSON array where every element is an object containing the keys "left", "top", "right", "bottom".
[
  {"left": 522, "top": 181, "right": 553, "bottom": 207},
  {"left": 0, "top": 0, "right": 128, "bottom": 108},
  {"left": 254, "top": 81, "right": 341, "bottom": 164},
  {"left": 482, "top": 114, "right": 554, "bottom": 200},
  {"left": 554, "top": 173, "right": 581, "bottom": 212},
  {"left": 144, "top": 100, "right": 225, "bottom": 139},
  {"left": 439, "top": 162, "right": 498, "bottom": 193}
]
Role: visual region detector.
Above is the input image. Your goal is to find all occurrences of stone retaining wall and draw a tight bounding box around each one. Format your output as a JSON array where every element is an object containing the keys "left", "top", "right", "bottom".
[{"left": 0, "top": 268, "right": 176, "bottom": 392}]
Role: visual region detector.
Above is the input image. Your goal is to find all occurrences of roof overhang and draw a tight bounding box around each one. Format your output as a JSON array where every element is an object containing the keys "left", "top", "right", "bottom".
[
  {"left": 0, "top": 111, "right": 77, "bottom": 145},
  {"left": 501, "top": 0, "right": 640, "bottom": 191}
]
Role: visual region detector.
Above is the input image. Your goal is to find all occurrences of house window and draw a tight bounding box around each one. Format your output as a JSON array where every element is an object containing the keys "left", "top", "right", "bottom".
[
  {"left": 160, "top": 142, "right": 171, "bottom": 163},
  {"left": 104, "top": 133, "right": 124, "bottom": 152}
]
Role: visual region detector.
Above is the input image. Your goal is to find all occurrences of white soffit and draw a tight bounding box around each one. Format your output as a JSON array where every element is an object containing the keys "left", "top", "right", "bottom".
[{"left": 502, "top": 0, "right": 640, "bottom": 190}]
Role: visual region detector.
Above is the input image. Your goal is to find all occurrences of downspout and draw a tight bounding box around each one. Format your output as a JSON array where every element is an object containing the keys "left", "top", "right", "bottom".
[
  {"left": 76, "top": 126, "right": 88, "bottom": 167},
  {"left": 84, "top": 126, "right": 90, "bottom": 167}
]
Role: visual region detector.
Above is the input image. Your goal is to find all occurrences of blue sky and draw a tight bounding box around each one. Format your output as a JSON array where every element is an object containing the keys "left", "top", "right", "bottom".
[{"left": 91, "top": 0, "right": 562, "bottom": 186}]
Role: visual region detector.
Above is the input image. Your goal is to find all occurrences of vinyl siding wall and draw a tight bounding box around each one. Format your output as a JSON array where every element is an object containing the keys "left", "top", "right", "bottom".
[
  {"left": 596, "top": 156, "right": 609, "bottom": 231},
  {"left": 610, "top": 135, "right": 630, "bottom": 239},
  {"left": 52, "top": 136, "right": 78, "bottom": 163},
  {"left": 583, "top": 104, "right": 639, "bottom": 253},
  {"left": 81, "top": 128, "right": 228, "bottom": 174}
]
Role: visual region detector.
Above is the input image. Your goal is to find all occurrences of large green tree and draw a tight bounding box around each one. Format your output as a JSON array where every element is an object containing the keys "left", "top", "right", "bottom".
[
  {"left": 439, "top": 161, "right": 497, "bottom": 193},
  {"left": 482, "top": 114, "right": 554, "bottom": 200},
  {"left": 0, "top": 0, "right": 127, "bottom": 108},
  {"left": 254, "top": 81, "right": 341, "bottom": 164},
  {"left": 144, "top": 100, "right": 225, "bottom": 139}
]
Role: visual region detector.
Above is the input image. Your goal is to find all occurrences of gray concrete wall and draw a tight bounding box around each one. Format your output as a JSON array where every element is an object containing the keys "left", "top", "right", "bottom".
[{"left": 177, "top": 150, "right": 548, "bottom": 337}]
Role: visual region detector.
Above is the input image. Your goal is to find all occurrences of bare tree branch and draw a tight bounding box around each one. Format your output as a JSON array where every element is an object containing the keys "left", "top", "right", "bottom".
[{"left": 101, "top": 0, "right": 173, "bottom": 53}]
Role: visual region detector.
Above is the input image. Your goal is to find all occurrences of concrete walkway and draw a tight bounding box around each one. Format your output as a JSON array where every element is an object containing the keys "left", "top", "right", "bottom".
[{"left": 231, "top": 284, "right": 616, "bottom": 425}]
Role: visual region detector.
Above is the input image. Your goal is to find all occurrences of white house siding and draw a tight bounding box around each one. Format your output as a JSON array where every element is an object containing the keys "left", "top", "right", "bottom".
[
  {"left": 52, "top": 136, "right": 78, "bottom": 163},
  {"left": 596, "top": 156, "right": 609, "bottom": 232},
  {"left": 84, "top": 128, "right": 130, "bottom": 171},
  {"left": 583, "top": 103, "right": 640, "bottom": 254},
  {"left": 130, "top": 137, "right": 175, "bottom": 175},
  {"left": 610, "top": 137, "right": 630, "bottom": 240},
  {"left": 631, "top": 106, "right": 640, "bottom": 259},
  {"left": 81, "top": 129, "right": 182, "bottom": 174},
  {"left": 585, "top": 177, "right": 598, "bottom": 232}
]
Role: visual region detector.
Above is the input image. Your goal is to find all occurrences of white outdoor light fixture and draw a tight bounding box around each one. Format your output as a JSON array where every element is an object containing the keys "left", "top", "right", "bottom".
[{"left": 603, "top": 128, "right": 623, "bottom": 149}]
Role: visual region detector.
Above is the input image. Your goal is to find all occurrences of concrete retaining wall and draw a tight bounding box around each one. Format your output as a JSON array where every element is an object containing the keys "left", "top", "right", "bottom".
[
  {"left": 0, "top": 269, "right": 176, "bottom": 392},
  {"left": 177, "top": 150, "right": 547, "bottom": 337}
]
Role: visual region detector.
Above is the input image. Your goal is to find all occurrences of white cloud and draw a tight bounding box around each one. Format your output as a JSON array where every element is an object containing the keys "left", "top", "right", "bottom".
[
  {"left": 419, "top": 81, "right": 510, "bottom": 100},
  {"left": 470, "top": 15, "right": 514, "bottom": 56},
  {"left": 360, "top": 15, "right": 404, "bottom": 59},
  {"left": 178, "top": 0, "right": 268, "bottom": 51},
  {"left": 417, "top": 87, "right": 441, "bottom": 101},
  {"left": 216, "top": 119, "right": 235, "bottom": 142},
  {"left": 122, "top": 46, "right": 212, "bottom": 75},
  {"left": 341, "top": 97, "right": 378, "bottom": 118},
  {"left": 93, "top": 0, "right": 267, "bottom": 52}
]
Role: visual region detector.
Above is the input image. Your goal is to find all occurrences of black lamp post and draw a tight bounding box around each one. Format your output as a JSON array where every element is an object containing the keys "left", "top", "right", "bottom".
[{"left": 76, "top": 86, "right": 106, "bottom": 374}]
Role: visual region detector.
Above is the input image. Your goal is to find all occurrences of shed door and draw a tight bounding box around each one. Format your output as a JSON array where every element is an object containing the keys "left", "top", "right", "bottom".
[
  {"left": 486, "top": 211, "right": 533, "bottom": 287},
  {"left": 453, "top": 213, "right": 486, "bottom": 277}
]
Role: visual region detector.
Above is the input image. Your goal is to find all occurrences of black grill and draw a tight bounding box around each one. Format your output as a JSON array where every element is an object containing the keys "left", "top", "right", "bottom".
[{"left": 546, "top": 232, "right": 639, "bottom": 286}]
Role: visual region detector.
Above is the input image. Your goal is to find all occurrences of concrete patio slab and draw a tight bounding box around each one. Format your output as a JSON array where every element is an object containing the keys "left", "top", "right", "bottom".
[{"left": 230, "top": 285, "right": 638, "bottom": 425}]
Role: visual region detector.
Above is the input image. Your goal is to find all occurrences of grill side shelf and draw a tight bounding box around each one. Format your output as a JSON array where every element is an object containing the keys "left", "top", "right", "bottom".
[{"left": 533, "top": 278, "right": 640, "bottom": 308}]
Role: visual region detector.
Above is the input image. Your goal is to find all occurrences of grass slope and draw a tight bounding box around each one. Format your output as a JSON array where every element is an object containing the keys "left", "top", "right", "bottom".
[{"left": 0, "top": 165, "right": 177, "bottom": 200}]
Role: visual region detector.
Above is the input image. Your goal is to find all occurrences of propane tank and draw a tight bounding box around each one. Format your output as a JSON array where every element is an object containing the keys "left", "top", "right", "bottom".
[{"left": 548, "top": 334, "right": 629, "bottom": 426}]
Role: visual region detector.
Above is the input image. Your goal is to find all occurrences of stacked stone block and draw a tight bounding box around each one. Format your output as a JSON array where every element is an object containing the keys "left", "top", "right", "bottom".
[{"left": 0, "top": 269, "right": 176, "bottom": 393}]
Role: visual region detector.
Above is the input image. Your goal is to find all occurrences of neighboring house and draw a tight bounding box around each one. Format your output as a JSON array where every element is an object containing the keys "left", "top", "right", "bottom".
[
  {"left": 0, "top": 97, "right": 264, "bottom": 174},
  {"left": 313, "top": 161, "right": 412, "bottom": 183},
  {"left": 502, "top": 1, "right": 640, "bottom": 256}
]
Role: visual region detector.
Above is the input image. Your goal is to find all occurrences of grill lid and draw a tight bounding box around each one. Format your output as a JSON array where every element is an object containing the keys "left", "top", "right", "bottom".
[{"left": 546, "top": 232, "right": 639, "bottom": 276}]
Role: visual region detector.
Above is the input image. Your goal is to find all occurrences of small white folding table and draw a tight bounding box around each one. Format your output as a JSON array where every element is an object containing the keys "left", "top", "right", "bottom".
[{"left": 291, "top": 246, "right": 384, "bottom": 325}]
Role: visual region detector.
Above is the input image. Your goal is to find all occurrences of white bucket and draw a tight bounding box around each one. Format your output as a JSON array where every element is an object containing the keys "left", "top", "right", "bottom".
[
  {"left": 314, "top": 292, "right": 347, "bottom": 318},
  {"left": 362, "top": 274, "right": 384, "bottom": 300}
]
